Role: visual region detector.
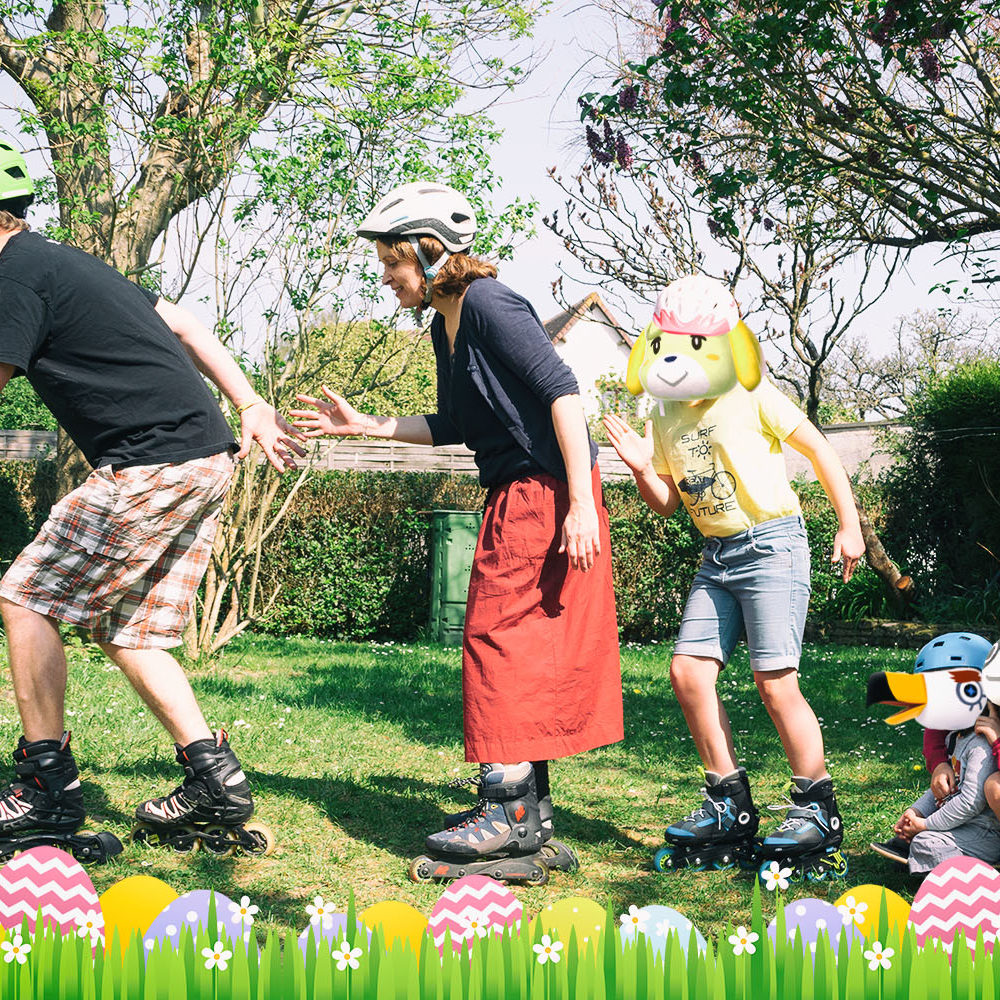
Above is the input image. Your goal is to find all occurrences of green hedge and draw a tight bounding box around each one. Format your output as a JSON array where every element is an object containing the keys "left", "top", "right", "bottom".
[{"left": 0, "top": 463, "right": 888, "bottom": 642}]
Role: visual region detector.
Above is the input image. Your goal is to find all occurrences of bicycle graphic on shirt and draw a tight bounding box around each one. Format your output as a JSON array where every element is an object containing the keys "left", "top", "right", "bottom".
[{"left": 677, "top": 464, "right": 737, "bottom": 504}]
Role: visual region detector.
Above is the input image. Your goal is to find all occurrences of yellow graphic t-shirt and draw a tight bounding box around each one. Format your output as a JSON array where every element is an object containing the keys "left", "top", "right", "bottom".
[{"left": 650, "top": 379, "right": 806, "bottom": 538}]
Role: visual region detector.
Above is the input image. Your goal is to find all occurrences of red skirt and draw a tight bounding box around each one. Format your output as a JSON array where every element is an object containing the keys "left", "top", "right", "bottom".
[{"left": 462, "top": 464, "right": 623, "bottom": 761}]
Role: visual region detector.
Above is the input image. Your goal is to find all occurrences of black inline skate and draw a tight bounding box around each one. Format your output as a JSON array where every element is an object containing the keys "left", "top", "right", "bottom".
[
  {"left": 409, "top": 763, "right": 576, "bottom": 885},
  {"left": 438, "top": 764, "right": 579, "bottom": 876},
  {"left": 132, "top": 730, "right": 274, "bottom": 857},
  {"left": 654, "top": 768, "right": 759, "bottom": 872},
  {"left": 757, "top": 776, "right": 847, "bottom": 883},
  {"left": 0, "top": 732, "right": 122, "bottom": 863}
]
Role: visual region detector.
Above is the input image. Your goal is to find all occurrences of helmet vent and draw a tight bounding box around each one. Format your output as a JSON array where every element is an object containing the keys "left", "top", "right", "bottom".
[
  {"left": 0, "top": 143, "right": 11, "bottom": 152},
  {"left": 5, "top": 166, "right": 25, "bottom": 178},
  {"left": 933, "top": 641, "right": 944, "bottom": 647},
  {"left": 951, "top": 655, "right": 963, "bottom": 661},
  {"left": 381, "top": 197, "right": 403, "bottom": 211},
  {"left": 451, "top": 212, "right": 470, "bottom": 223}
]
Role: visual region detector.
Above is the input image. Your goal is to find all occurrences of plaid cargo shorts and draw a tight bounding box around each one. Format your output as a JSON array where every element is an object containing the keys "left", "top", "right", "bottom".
[{"left": 0, "top": 450, "right": 235, "bottom": 649}]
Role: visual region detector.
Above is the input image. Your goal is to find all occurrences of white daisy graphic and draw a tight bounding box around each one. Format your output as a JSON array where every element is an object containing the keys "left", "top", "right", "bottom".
[
  {"left": 864, "top": 941, "right": 894, "bottom": 971},
  {"left": 618, "top": 904, "right": 648, "bottom": 933},
  {"left": 460, "top": 912, "right": 491, "bottom": 939},
  {"left": 331, "top": 940, "right": 363, "bottom": 971},
  {"left": 229, "top": 895, "right": 259, "bottom": 927},
  {"left": 533, "top": 934, "right": 563, "bottom": 964},
  {"left": 762, "top": 861, "right": 793, "bottom": 892},
  {"left": 305, "top": 895, "right": 335, "bottom": 929},
  {"left": 0, "top": 934, "right": 29, "bottom": 965},
  {"left": 838, "top": 895, "right": 868, "bottom": 927},
  {"left": 728, "top": 926, "right": 758, "bottom": 956},
  {"left": 202, "top": 941, "right": 232, "bottom": 971}
]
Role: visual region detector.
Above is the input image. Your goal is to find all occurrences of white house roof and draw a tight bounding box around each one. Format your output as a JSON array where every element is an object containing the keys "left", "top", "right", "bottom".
[{"left": 543, "top": 293, "right": 634, "bottom": 347}]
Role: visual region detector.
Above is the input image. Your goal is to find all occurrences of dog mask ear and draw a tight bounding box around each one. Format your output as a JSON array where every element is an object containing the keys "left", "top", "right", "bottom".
[
  {"left": 626, "top": 325, "right": 651, "bottom": 396},
  {"left": 729, "top": 321, "right": 761, "bottom": 391}
]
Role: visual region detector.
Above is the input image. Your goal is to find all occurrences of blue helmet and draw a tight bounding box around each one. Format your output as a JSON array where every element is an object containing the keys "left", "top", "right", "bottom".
[{"left": 914, "top": 632, "right": 992, "bottom": 674}]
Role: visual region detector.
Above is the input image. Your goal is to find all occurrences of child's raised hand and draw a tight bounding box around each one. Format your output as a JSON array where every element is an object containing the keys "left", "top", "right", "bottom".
[
  {"left": 603, "top": 414, "right": 654, "bottom": 473},
  {"left": 832, "top": 525, "right": 865, "bottom": 582},
  {"left": 975, "top": 702, "right": 1000, "bottom": 745}
]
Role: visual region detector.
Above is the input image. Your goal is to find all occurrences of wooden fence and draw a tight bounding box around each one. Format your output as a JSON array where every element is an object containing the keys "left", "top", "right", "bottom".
[{"left": 0, "top": 422, "right": 902, "bottom": 481}]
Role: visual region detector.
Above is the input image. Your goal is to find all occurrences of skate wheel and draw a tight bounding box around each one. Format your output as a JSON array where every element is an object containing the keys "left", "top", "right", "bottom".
[
  {"left": 132, "top": 823, "right": 166, "bottom": 849},
  {"left": 525, "top": 860, "right": 550, "bottom": 886},
  {"left": 653, "top": 846, "right": 674, "bottom": 872},
  {"left": 172, "top": 825, "right": 202, "bottom": 854},
  {"left": 201, "top": 825, "right": 239, "bottom": 858},
  {"left": 408, "top": 856, "right": 435, "bottom": 883},
  {"left": 242, "top": 821, "right": 276, "bottom": 857}
]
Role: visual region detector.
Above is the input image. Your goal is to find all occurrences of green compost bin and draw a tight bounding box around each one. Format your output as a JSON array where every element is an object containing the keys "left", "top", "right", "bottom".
[{"left": 428, "top": 509, "right": 483, "bottom": 645}]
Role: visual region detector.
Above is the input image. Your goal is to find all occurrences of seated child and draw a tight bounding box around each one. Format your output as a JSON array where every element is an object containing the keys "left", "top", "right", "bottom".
[{"left": 868, "top": 632, "right": 1000, "bottom": 875}]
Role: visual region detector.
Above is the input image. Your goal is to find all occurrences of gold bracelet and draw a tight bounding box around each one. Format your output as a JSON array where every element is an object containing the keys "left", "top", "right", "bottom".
[{"left": 236, "top": 397, "right": 265, "bottom": 416}]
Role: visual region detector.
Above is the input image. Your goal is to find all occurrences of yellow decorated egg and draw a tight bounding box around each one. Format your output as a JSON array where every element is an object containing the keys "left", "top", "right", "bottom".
[
  {"left": 360, "top": 900, "right": 428, "bottom": 956},
  {"left": 834, "top": 884, "right": 910, "bottom": 941},
  {"left": 530, "top": 896, "right": 607, "bottom": 948},
  {"left": 99, "top": 875, "right": 178, "bottom": 952}
]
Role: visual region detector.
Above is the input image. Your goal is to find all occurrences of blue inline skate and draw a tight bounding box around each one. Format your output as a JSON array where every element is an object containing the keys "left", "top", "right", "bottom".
[
  {"left": 655, "top": 768, "right": 760, "bottom": 872},
  {"left": 757, "top": 776, "right": 848, "bottom": 883}
]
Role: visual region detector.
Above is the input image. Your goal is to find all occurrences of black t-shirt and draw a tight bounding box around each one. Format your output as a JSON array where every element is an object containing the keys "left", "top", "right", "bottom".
[{"left": 0, "top": 231, "right": 235, "bottom": 469}]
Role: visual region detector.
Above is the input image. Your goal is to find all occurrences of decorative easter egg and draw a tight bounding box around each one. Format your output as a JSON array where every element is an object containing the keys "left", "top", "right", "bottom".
[
  {"left": 530, "top": 896, "right": 607, "bottom": 948},
  {"left": 0, "top": 846, "right": 102, "bottom": 938},
  {"left": 833, "top": 884, "right": 910, "bottom": 942},
  {"left": 910, "top": 857, "right": 1000, "bottom": 954},
  {"left": 99, "top": 875, "right": 178, "bottom": 952},
  {"left": 427, "top": 875, "right": 522, "bottom": 955},
  {"left": 298, "top": 914, "right": 371, "bottom": 958},
  {"left": 767, "top": 898, "right": 860, "bottom": 954},
  {"left": 143, "top": 890, "right": 240, "bottom": 953},
  {"left": 619, "top": 904, "right": 706, "bottom": 955},
  {"left": 360, "top": 900, "right": 428, "bottom": 956}
]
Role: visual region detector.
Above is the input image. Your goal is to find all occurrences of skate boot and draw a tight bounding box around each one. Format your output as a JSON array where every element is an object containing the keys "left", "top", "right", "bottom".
[
  {"left": 757, "top": 776, "right": 847, "bottom": 883},
  {"left": 0, "top": 732, "right": 122, "bottom": 864},
  {"left": 409, "top": 763, "right": 569, "bottom": 885},
  {"left": 132, "top": 730, "right": 274, "bottom": 857},
  {"left": 439, "top": 764, "right": 579, "bottom": 874},
  {"left": 871, "top": 836, "right": 909, "bottom": 866},
  {"left": 654, "top": 768, "right": 759, "bottom": 872}
]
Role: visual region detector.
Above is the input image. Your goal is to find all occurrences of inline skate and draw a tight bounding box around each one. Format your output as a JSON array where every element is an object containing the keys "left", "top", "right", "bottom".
[
  {"left": 757, "top": 776, "right": 847, "bottom": 883},
  {"left": 132, "top": 730, "right": 274, "bottom": 857},
  {"left": 654, "top": 768, "right": 759, "bottom": 872},
  {"left": 409, "top": 763, "right": 577, "bottom": 885},
  {"left": 0, "top": 732, "right": 122, "bottom": 863}
]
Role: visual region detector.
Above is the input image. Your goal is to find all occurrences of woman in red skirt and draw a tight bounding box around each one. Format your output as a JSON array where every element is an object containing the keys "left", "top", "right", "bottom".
[{"left": 292, "top": 182, "right": 623, "bottom": 880}]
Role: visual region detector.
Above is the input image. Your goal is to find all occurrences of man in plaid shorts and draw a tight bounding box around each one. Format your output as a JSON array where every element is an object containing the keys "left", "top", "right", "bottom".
[{"left": 0, "top": 193, "right": 304, "bottom": 857}]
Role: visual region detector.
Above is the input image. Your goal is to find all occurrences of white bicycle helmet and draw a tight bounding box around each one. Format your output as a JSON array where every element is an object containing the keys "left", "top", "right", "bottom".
[{"left": 357, "top": 182, "right": 477, "bottom": 304}]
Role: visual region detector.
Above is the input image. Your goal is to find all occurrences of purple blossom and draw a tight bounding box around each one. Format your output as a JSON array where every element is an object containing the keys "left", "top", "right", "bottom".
[
  {"left": 687, "top": 151, "right": 706, "bottom": 174},
  {"left": 919, "top": 40, "right": 942, "bottom": 83},
  {"left": 586, "top": 125, "right": 613, "bottom": 166},
  {"left": 869, "top": 2, "right": 898, "bottom": 46},
  {"left": 707, "top": 218, "right": 723, "bottom": 238},
  {"left": 762, "top": 217, "right": 774, "bottom": 231},
  {"left": 618, "top": 84, "right": 639, "bottom": 112},
  {"left": 615, "top": 133, "right": 634, "bottom": 170}
]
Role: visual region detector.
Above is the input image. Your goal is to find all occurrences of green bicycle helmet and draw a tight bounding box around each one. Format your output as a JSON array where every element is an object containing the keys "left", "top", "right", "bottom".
[{"left": 0, "top": 138, "right": 34, "bottom": 218}]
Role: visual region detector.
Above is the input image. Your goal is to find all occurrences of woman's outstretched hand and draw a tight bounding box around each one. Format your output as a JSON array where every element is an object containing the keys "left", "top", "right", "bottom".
[
  {"left": 290, "top": 386, "right": 371, "bottom": 438},
  {"left": 603, "top": 414, "right": 654, "bottom": 473}
]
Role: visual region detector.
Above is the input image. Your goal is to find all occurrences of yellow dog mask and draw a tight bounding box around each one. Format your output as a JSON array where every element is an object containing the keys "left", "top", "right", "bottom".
[{"left": 626, "top": 275, "right": 761, "bottom": 401}]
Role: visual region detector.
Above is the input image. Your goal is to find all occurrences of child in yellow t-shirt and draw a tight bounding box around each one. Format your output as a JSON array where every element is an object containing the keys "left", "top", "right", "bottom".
[{"left": 605, "top": 275, "right": 865, "bottom": 880}]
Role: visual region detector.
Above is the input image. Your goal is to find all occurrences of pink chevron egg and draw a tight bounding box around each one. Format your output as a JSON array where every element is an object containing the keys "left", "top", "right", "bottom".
[
  {"left": 428, "top": 875, "right": 522, "bottom": 954},
  {"left": 910, "top": 856, "right": 1000, "bottom": 954},
  {"left": 0, "top": 846, "right": 102, "bottom": 938}
]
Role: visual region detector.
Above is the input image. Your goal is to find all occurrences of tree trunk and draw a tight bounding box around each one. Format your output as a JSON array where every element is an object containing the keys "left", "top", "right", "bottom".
[
  {"left": 855, "top": 496, "right": 913, "bottom": 616},
  {"left": 55, "top": 429, "right": 91, "bottom": 498}
]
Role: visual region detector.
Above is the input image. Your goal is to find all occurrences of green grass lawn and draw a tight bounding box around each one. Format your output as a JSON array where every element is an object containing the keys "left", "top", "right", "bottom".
[{"left": 0, "top": 635, "right": 924, "bottom": 944}]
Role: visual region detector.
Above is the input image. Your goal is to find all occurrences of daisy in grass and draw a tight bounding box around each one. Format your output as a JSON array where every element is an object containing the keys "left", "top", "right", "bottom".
[
  {"left": 76, "top": 910, "right": 102, "bottom": 945},
  {"left": 728, "top": 926, "right": 758, "bottom": 956},
  {"left": 332, "top": 940, "right": 362, "bottom": 971},
  {"left": 838, "top": 895, "right": 868, "bottom": 928},
  {"left": 305, "top": 895, "right": 334, "bottom": 929},
  {"left": 619, "top": 905, "right": 648, "bottom": 933},
  {"left": 202, "top": 941, "right": 232, "bottom": 971},
  {"left": 230, "top": 896, "right": 259, "bottom": 927},
  {"left": 761, "top": 861, "right": 793, "bottom": 892},
  {"left": 533, "top": 935, "right": 563, "bottom": 965},
  {"left": 864, "top": 941, "right": 893, "bottom": 971},
  {"left": 1, "top": 934, "right": 29, "bottom": 965},
  {"left": 460, "top": 912, "right": 491, "bottom": 939}
]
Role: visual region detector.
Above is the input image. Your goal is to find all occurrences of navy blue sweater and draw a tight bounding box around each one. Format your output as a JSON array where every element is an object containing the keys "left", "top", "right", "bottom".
[{"left": 424, "top": 278, "right": 598, "bottom": 486}]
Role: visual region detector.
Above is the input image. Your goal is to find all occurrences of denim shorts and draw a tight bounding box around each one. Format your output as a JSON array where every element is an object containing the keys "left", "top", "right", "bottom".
[{"left": 673, "top": 515, "right": 811, "bottom": 672}]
